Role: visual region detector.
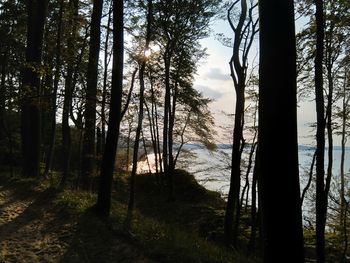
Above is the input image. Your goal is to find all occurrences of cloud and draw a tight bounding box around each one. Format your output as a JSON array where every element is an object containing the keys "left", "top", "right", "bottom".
[
  {"left": 195, "top": 84, "right": 224, "bottom": 100},
  {"left": 205, "top": 67, "right": 231, "bottom": 81}
]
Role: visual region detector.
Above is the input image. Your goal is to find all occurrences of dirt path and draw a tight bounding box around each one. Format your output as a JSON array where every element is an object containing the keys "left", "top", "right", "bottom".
[{"left": 0, "top": 181, "right": 151, "bottom": 263}]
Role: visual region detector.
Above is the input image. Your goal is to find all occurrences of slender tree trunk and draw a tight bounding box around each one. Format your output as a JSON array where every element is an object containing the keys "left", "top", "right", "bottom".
[
  {"left": 44, "top": 0, "right": 64, "bottom": 178},
  {"left": 81, "top": 0, "right": 104, "bottom": 189},
  {"left": 141, "top": 130, "right": 151, "bottom": 173},
  {"left": 314, "top": 0, "right": 326, "bottom": 262},
  {"left": 340, "top": 73, "right": 349, "bottom": 254},
  {"left": 224, "top": 0, "right": 256, "bottom": 246},
  {"left": 167, "top": 77, "right": 180, "bottom": 200},
  {"left": 145, "top": 99, "right": 159, "bottom": 176},
  {"left": 126, "top": 0, "right": 153, "bottom": 223},
  {"left": 61, "top": 0, "right": 79, "bottom": 186},
  {"left": 95, "top": 0, "right": 123, "bottom": 217},
  {"left": 0, "top": 49, "right": 7, "bottom": 144},
  {"left": 248, "top": 148, "right": 259, "bottom": 253},
  {"left": 0, "top": 51, "right": 7, "bottom": 143},
  {"left": 151, "top": 79, "right": 163, "bottom": 177},
  {"left": 225, "top": 87, "right": 244, "bottom": 246},
  {"left": 126, "top": 122, "right": 132, "bottom": 172},
  {"left": 21, "top": 0, "right": 48, "bottom": 177},
  {"left": 258, "top": 0, "right": 304, "bottom": 262},
  {"left": 101, "top": 2, "right": 112, "bottom": 151},
  {"left": 163, "top": 49, "right": 171, "bottom": 192},
  {"left": 241, "top": 141, "right": 257, "bottom": 209},
  {"left": 341, "top": 201, "right": 349, "bottom": 263}
]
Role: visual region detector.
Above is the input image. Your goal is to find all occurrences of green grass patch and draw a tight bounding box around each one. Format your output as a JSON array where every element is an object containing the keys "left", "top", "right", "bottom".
[{"left": 1, "top": 166, "right": 259, "bottom": 263}]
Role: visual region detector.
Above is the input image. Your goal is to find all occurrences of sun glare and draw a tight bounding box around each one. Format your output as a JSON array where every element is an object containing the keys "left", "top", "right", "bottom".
[{"left": 144, "top": 48, "right": 152, "bottom": 58}]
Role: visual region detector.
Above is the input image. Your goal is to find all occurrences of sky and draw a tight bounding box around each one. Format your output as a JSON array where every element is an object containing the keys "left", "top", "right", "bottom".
[{"left": 192, "top": 18, "right": 327, "bottom": 146}]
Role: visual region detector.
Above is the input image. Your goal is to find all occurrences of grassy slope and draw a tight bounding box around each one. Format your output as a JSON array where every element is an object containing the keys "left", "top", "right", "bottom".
[{"left": 0, "top": 167, "right": 258, "bottom": 263}]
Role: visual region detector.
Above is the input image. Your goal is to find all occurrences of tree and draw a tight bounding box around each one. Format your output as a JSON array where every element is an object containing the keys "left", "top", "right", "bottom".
[
  {"left": 21, "top": 0, "right": 48, "bottom": 177},
  {"left": 314, "top": 0, "right": 327, "bottom": 262},
  {"left": 81, "top": 0, "right": 104, "bottom": 189},
  {"left": 95, "top": 0, "right": 124, "bottom": 217},
  {"left": 126, "top": 0, "right": 153, "bottom": 224},
  {"left": 258, "top": 0, "right": 304, "bottom": 262},
  {"left": 223, "top": 0, "right": 258, "bottom": 246},
  {"left": 61, "top": 0, "right": 79, "bottom": 186},
  {"left": 153, "top": 0, "right": 219, "bottom": 199},
  {"left": 43, "top": 0, "right": 64, "bottom": 178}
]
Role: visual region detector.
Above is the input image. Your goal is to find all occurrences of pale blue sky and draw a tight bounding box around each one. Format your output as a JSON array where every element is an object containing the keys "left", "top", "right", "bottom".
[{"left": 193, "top": 18, "right": 337, "bottom": 146}]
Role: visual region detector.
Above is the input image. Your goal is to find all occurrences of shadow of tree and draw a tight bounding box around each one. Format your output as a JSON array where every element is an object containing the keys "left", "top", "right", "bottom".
[
  {"left": 0, "top": 175, "right": 152, "bottom": 263},
  {"left": 0, "top": 188, "right": 57, "bottom": 239},
  {"left": 60, "top": 209, "right": 151, "bottom": 263}
]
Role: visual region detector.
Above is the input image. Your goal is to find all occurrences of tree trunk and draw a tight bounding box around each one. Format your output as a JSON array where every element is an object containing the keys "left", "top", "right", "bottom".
[
  {"left": 340, "top": 72, "right": 349, "bottom": 254},
  {"left": 248, "top": 148, "right": 259, "bottom": 253},
  {"left": 258, "top": 0, "right": 304, "bottom": 262},
  {"left": 224, "top": 87, "right": 244, "bottom": 246},
  {"left": 0, "top": 51, "right": 7, "bottom": 143},
  {"left": 163, "top": 48, "right": 171, "bottom": 195},
  {"left": 224, "top": 0, "right": 257, "bottom": 246},
  {"left": 43, "top": 0, "right": 64, "bottom": 178},
  {"left": 95, "top": 0, "right": 124, "bottom": 217},
  {"left": 314, "top": 0, "right": 326, "bottom": 262},
  {"left": 81, "top": 0, "right": 104, "bottom": 189},
  {"left": 126, "top": 0, "right": 153, "bottom": 223},
  {"left": 101, "top": 2, "right": 112, "bottom": 152},
  {"left": 21, "top": 0, "right": 48, "bottom": 177},
  {"left": 61, "top": 0, "right": 79, "bottom": 186}
]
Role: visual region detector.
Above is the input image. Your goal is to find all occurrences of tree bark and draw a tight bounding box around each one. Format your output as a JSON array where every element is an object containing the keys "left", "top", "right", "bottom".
[
  {"left": 101, "top": 2, "right": 112, "bottom": 152},
  {"left": 21, "top": 0, "right": 48, "bottom": 177},
  {"left": 95, "top": 0, "right": 124, "bottom": 217},
  {"left": 126, "top": 0, "right": 153, "bottom": 223},
  {"left": 314, "top": 0, "right": 326, "bottom": 262},
  {"left": 43, "top": 0, "right": 64, "bottom": 178},
  {"left": 81, "top": 0, "right": 104, "bottom": 189},
  {"left": 61, "top": 0, "right": 79, "bottom": 186},
  {"left": 224, "top": 0, "right": 257, "bottom": 246},
  {"left": 258, "top": 0, "right": 304, "bottom": 262}
]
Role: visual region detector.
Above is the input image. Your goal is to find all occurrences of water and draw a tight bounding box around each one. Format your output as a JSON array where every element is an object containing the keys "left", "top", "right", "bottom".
[
  {"left": 137, "top": 144, "right": 350, "bottom": 224},
  {"left": 139, "top": 145, "right": 350, "bottom": 198}
]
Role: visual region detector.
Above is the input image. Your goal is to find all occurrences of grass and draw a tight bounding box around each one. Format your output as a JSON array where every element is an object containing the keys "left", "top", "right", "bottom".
[
  {"left": 54, "top": 169, "right": 259, "bottom": 263},
  {"left": 0, "top": 166, "right": 259, "bottom": 263}
]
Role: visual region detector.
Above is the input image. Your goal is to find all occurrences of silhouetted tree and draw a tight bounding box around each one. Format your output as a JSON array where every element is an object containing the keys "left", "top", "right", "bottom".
[
  {"left": 21, "top": 0, "right": 48, "bottom": 177},
  {"left": 81, "top": 0, "right": 104, "bottom": 189},
  {"left": 61, "top": 0, "right": 79, "bottom": 186},
  {"left": 95, "top": 0, "right": 124, "bottom": 217},
  {"left": 43, "top": 0, "right": 64, "bottom": 178},
  {"left": 223, "top": 0, "right": 258, "bottom": 246},
  {"left": 258, "top": 0, "right": 304, "bottom": 262},
  {"left": 314, "top": 0, "right": 326, "bottom": 262}
]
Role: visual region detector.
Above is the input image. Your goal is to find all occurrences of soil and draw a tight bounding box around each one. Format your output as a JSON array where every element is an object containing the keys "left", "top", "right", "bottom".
[{"left": 0, "top": 179, "right": 152, "bottom": 263}]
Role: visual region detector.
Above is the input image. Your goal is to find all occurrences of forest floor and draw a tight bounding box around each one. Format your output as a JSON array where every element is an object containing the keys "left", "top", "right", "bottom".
[
  {"left": 0, "top": 168, "right": 257, "bottom": 263},
  {"left": 0, "top": 173, "right": 151, "bottom": 263}
]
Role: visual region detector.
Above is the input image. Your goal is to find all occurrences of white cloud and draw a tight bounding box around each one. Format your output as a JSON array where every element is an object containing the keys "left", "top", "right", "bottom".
[{"left": 195, "top": 84, "right": 225, "bottom": 100}]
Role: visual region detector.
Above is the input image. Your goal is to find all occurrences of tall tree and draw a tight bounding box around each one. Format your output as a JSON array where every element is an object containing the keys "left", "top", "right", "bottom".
[
  {"left": 126, "top": 0, "right": 153, "bottom": 223},
  {"left": 21, "top": 0, "right": 48, "bottom": 177},
  {"left": 95, "top": 0, "right": 124, "bottom": 217},
  {"left": 154, "top": 0, "right": 219, "bottom": 199},
  {"left": 223, "top": 0, "right": 258, "bottom": 246},
  {"left": 43, "top": 0, "right": 64, "bottom": 178},
  {"left": 314, "top": 0, "right": 326, "bottom": 262},
  {"left": 100, "top": 2, "right": 113, "bottom": 153},
  {"left": 61, "top": 0, "right": 79, "bottom": 186},
  {"left": 258, "top": 0, "right": 304, "bottom": 262},
  {"left": 81, "top": 0, "right": 104, "bottom": 189}
]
